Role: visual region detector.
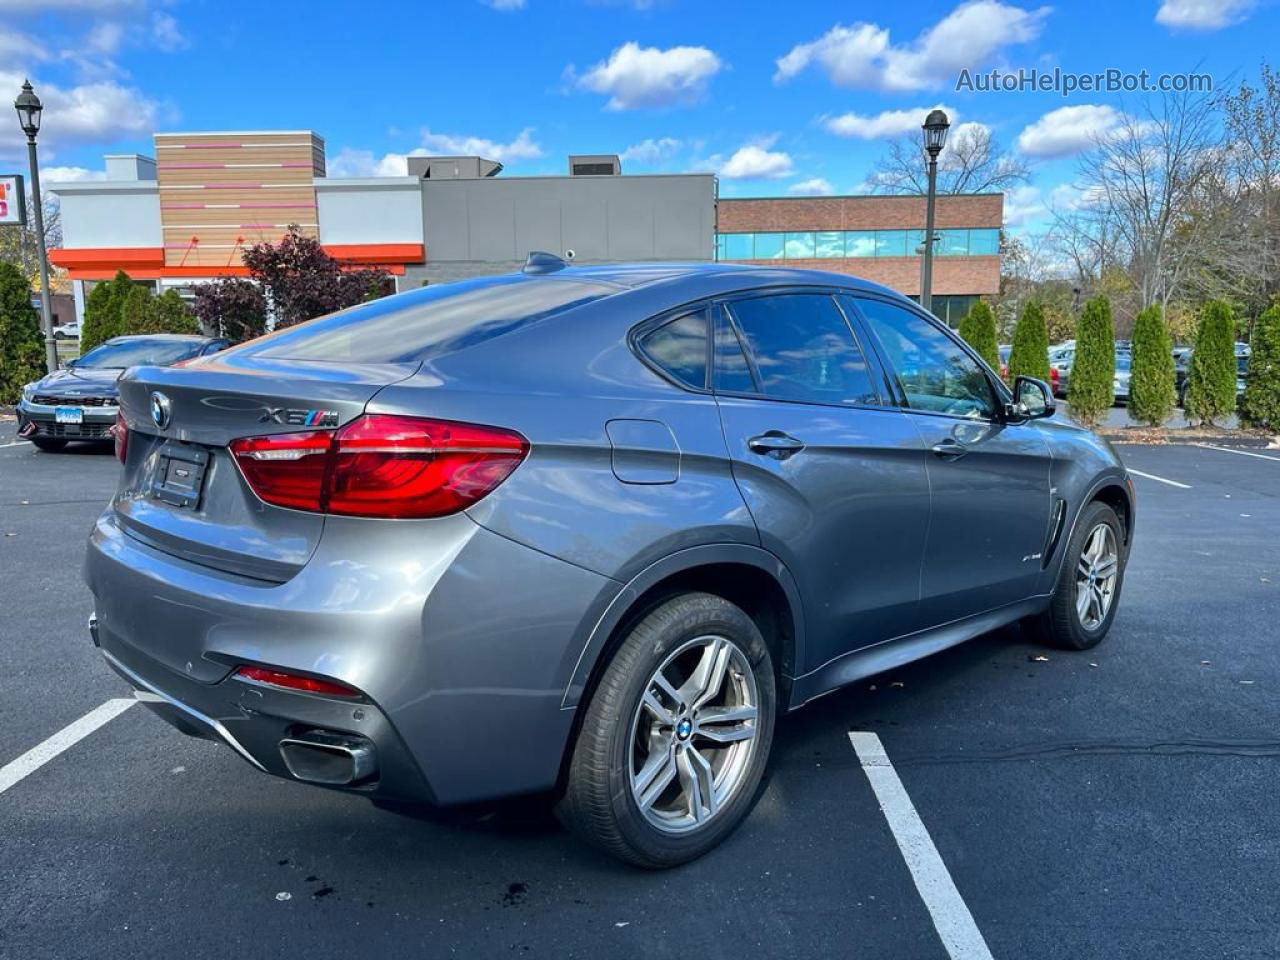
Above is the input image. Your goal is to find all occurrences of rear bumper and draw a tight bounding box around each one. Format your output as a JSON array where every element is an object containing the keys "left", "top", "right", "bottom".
[
  {"left": 84, "top": 508, "right": 620, "bottom": 805},
  {"left": 90, "top": 612, "right": 433, "bottom": 801}
]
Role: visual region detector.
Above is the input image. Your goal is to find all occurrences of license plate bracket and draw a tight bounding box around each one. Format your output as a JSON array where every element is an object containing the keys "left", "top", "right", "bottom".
[
  {"left": 151, "top": 442, "right": 210, "bottom": 510},
  {"left": 54, "top": 406, "right": 84, "bottom": 425}
]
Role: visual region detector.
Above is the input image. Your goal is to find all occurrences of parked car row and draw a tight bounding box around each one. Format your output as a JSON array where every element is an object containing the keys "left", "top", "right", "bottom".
[
  {"left": 1042, "top": 341, "right": 1251, "bottom": 409},
  {"left": 16, "top": 334, "right": 231, "bottom": 451},
  {"left": 1174, "top": 343, "right": 1250, "bottom": 408}
]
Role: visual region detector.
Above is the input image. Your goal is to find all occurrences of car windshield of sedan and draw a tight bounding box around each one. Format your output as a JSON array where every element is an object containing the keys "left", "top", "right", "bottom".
[{"left": 74, "top": 339, "right": 203, "bottom": 369}]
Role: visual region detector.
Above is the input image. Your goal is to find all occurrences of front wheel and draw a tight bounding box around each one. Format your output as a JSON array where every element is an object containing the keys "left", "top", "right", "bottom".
[
  {"left": 1026, "top": 500, "right": 1126, "bottom": 650},
  {"left": 558, "top": 592, "right": 776, "bottom": 868}
]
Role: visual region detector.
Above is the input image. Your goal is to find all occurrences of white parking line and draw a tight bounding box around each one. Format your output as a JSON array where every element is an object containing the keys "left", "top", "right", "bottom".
[
  {"left": 0, "top": 440, "right": 29, "bottom": 449},
  {"left": 849, "top": 732, "right": 995, "bottom": 960},
  {"left": 0, "top": 699, "right": 135, "bottom": 796},
  {"left": 1126, "top": 469, "right": 1191, "bottom": 489},
  {"left": 1195, "top": 443, "right": 1280, "bottom": 463}
]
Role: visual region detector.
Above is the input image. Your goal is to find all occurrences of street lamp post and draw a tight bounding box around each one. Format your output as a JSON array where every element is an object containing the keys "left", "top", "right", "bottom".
[
  {"left": 920, "top": 109, "right": 950, "bottom": 316},
  {"left": 15, "top": 80, "right": 59, "bottom": 375}
]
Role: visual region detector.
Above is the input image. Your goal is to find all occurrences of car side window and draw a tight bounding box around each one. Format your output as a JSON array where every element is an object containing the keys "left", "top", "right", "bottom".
[
  {"left": 638, "top": 311, "right": 709, "bottom": 389},
  {"left": 714, "top": 308, "right": 756, "bottom": 394},
  {"left": 851, "top": 297, "right": 998, "bottom": 420},
  {"left": 725, "top": 294, "right": 880, "bottom": 406}
]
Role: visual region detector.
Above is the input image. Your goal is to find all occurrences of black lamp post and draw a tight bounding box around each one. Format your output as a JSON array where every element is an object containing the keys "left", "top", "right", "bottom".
[
  {"left": 15, "top": 79, "right": 59, "bottom": 374},
  {"left": 920, "top": 108, "right": 950, "bottom": 315}
]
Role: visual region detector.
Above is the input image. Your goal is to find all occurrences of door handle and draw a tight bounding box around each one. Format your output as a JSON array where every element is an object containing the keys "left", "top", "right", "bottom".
[
  {"left": 930, "top": 438, "right": 968, "bottom": 460},
  {"left": 748, "top": 432, "right": 805, "bottom": 460}
]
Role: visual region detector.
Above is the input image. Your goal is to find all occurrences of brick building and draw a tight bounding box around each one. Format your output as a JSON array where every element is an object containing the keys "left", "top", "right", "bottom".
[{"left": 716, "top": 193, "right": 1002, "bottom": 327}]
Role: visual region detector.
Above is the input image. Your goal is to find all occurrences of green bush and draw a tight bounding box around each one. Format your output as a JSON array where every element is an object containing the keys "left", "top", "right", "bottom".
[
  {"left": 958, "top": 300, "right": 1000, "bottom": 372},
  {"left": 1007, "top": 300, "right": 1050, "bottom": 383},
  {"left": 145, "top": 289, "right": 200, "bottom": 335},
  {"left": 1185, "top": 300, "right": 1237, "bottom": 426},
  {"left": 0, "top": 262, "right": 45, "bottom": 404},
  {"left": 1128, "top": 304, "right": 1176, "bottom": 427},
  {"left": 118, "top": 284, "right": 152, "bottom": 334},
  {"left": 1241, "top": 304, "right": 1280, "bottom": 429},
  {"left": 1068, "top": 296, "right": 1116, "bottom": 426},
  {"left": 79, "top": 269, "right": 134, "bottom": 353}
]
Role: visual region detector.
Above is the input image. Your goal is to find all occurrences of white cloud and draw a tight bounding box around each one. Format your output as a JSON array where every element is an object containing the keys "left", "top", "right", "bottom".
[
  {"left": 1049, "top": 182, "right": 1105, "bottom": 212},
  {"left": 1017, "top": 104, "right": 1125, "bottom": 157},
  {"left": 43, "top": 165, "right": 107, "bottom": 183},
  {"left": 788, "top": 177, "right": 834, "bottom": 196},
  {"left": 418, "top": 127, "right": 543, "bottom": 163},
  {"left": 574, "top": 41, "right": 722, "bottom": 110},
  {"left": 1155, "top": 0, "right": 1254, "bottom": 30},
  {"left": 481, "top": 0, "right": 526, "bottom": 8},
  {"left": 620, "top": 137, "right": 683, "bottom": 165},
  {"left": 1003, "top": 185, "right": 1045, "bottom": 226},
  {"left": 151, "top": 12, "right": 187, "bottom": 51},
  {"left": 0, "top": 70, "right": 162, "bottom": 156},
  {"left": 327, "top": 148, "right": 414, "bottom": 178},
  {"left": 0, "top": 25, "right": 47, "bottom": 62},
  {"left": 86, "top": 21, "right": 124, "bottom": 54},
  {"left": 825, "top": 104, "right": 956, "bottom": 139},
  {"left": 775, "top": 0, "right": 1049, "bottom": 92},
  {"left": 718, "top": 140, "right": 794, "bottom": 180}
]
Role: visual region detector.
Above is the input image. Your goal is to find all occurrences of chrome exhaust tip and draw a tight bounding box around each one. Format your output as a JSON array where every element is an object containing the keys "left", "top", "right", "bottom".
[{"left": 279, "top": 730, "right": 377, "bottom": 785}]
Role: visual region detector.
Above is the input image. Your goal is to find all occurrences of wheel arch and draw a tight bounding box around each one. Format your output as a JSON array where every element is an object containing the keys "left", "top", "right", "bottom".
[{"left": 561, "top": 544, "right": 806, "bottom": 715}]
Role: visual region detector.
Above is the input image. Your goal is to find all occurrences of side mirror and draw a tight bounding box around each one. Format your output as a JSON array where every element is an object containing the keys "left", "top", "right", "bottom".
[{"left": 1008, "top": 376, "right": 1056, "bottom": 421}]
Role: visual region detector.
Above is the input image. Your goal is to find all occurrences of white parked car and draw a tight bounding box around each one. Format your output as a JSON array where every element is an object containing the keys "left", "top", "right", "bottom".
[{"left": 53, "top": 320, "right": 81, "bottom": 340}]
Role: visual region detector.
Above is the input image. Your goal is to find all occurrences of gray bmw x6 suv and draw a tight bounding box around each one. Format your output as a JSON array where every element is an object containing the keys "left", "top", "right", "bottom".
[{"left": 85, "top": 259, "right": 1134, "bottom": 867}]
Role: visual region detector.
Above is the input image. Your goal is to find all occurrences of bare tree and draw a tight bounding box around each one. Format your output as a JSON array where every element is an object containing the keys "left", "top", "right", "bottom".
[
  {"left": 871, "top": 124, "right": 1030, "bottom": 196},
  {"left": 0, "top": 191, "right": 61, "bottom": 291},
  {"left": 1066, "top": 88, "right": 1224, "bottom": 311}
]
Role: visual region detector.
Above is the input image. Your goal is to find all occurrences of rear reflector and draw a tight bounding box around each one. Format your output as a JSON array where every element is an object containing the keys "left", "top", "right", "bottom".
[
  {"left": 229, "top": 414, "right": 528, "bottom": 519},
  {"left": 111, "top": 412, "right": 129, "bottom": 464},
  {"left": 235, "top": 665, "right": 361, "bottom": 699}
]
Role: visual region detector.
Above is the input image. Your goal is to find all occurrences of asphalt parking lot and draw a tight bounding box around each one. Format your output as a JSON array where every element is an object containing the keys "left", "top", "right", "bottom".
[{"left": 2, "top": 423, "right": 1278, "bottom": 960}]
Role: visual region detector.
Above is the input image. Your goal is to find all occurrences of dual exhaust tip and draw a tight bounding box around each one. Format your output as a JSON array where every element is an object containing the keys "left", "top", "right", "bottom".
[{"left": 279, "top": 730, "right": 376, "bottom": 786}]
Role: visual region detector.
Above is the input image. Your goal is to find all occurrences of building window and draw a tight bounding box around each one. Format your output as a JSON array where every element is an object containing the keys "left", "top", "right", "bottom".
[{"left": 715, "top": 228, "right": 1001, "bottom": 261}]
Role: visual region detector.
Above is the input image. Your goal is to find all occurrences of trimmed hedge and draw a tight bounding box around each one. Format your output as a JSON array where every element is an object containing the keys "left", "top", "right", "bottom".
[
  {"left": 1241, "top": 304, "right": 1280, "bottom": 429},
  {"left": 1007, "top": 300, "right": 1050, "bottom": 383},
  {"left": 959, "top": 300, "right": 1000, "bottom": 372},
  {"left": 1068, "top": 295, "right": 1116, "bottom": 426},
  {"left": 1185, "top": 300, "right": 1237, "bottom": 426},
  {"left": 1129, "top": 304, "right": 1176, "bottom": 427}
]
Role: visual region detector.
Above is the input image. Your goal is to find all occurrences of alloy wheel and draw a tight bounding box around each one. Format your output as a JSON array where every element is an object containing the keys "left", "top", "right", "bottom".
[
  {"left": 627, "top": 634, "right": 761, "bottom": 835},
  {"left": 1075, "top": 522, "right": 1119, "bottom": 630}
]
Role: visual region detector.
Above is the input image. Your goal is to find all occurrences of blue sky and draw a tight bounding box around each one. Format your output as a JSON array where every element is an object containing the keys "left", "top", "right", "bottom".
[{"left": 0, "top": 0, "right": 1274, "bottom": 235}]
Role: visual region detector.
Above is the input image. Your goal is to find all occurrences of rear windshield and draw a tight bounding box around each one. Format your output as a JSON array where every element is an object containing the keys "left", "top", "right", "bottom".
[
  {"left": 76, "top": 338, "right": 204, "bottom": 369},
  {"left": 251, "top": 275, "right": 617, "bottom": 363}
]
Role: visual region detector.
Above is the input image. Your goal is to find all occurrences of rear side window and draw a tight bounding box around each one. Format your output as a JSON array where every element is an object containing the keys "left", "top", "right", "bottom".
[
  {"left": 638, "top": 311, "right": 708, "bottom": 389},
  {"left": 252, "top": 275, "right": 617, "bottom": 363},
  {"left": 714, "top": 310, "right": 755, "bottom": 394},
  {"left": 725, "top": 294, "right": 880, "bottom": 406}
]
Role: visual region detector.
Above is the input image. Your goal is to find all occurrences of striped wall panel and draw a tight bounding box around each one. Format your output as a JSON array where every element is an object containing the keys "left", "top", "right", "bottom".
[{"left": 155, "top": 131, "right": 325, "bottom": 267}]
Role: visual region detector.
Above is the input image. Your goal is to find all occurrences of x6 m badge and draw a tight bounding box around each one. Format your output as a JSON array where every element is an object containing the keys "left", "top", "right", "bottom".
[{"left": 258, "top": 407, "right": 340, "bottom": 427}]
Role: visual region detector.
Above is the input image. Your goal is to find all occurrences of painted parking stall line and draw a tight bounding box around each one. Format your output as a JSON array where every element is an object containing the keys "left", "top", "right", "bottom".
[
  {"left": 1194, "top": 443, "right": 1280, "bottom": 464},
  {"left": 1126, "top": 469, "right": 1191, "bottom": 489},
  {"left": 849, "top": 732, "right": 995, "bottom": 960},
  {"left": 0, "top": 698, "right": 135, "bottom": 796}
]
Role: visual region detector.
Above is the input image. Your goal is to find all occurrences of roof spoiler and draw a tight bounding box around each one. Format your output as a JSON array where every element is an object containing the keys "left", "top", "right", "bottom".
[{"left": 523, "top": 251, "right": 569, "bottom": 275}]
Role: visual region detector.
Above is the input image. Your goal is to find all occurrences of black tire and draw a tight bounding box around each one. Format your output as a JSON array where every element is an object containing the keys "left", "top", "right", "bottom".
[
  {"left": 1026, "top": 500, "right": 1126, "bottom": 650},
  {"left": 558, "top": 592, "right": 776, "bottom": 868},
  {"left": 30, "top": 437, "right": 68, "bottom": 452}
]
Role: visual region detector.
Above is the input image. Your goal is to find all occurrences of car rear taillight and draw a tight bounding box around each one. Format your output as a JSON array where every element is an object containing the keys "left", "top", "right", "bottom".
[
  {"left": 229, "top": 415, "right": 528, "bottom": 519},
  {"left": 111, "top": 412, "right": 128, "bottom": 464},
  {"left": 234, "top": 665, "right": 361, "bottom": 698}
]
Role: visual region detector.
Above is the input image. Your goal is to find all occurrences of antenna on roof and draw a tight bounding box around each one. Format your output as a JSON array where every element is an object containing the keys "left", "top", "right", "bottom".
[{"left": 523, "top": 251, "right": 568, "bottom": 275}]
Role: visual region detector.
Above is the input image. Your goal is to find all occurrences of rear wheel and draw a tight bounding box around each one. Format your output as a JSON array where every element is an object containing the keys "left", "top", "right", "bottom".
[
  {"left": 558, "top": 592, "right": 775, "bottom": 868},
  {"left": 30, "top": 437, "right": 68, "bottom": 452},
  {"left": 1026, "top": 500, "right": 1125, "bottom": 650}
]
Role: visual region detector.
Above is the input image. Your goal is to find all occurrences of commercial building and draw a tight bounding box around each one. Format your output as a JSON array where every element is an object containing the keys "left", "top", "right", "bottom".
[
  {"left": 49, "top": 130, "right": 1001, "bottom": 328},
  {"left": 715, "top": 194, "right": 1002, "bottom": 327}
]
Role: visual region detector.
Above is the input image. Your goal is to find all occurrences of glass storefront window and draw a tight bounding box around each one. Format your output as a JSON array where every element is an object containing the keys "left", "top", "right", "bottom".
[
  {"left": 937, "top": 229, "right": 970, "bottom": 256},
  {"left": 875, "top": 231, "right": 908, "bottom": 257},
  {"left": 968, "top": 228, "right": 1000, "bottom": 255},
  {"left": 784, "top": 232, "right": 816, "bottom": 258},
  {"left": 815, "top": 231, "right": 844, "bottom": 258},
  {"left": 723, "top": 234, "right": 754, "bottom": 260},
  {"left": 755, "top": 233, "right": 785, "bottom": 259},
  {"left": 906, "top": 229, "right": 926, "bottom": 255},
  {"left": 846, "top": 231, "right": 877, "bottom": 257}
]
